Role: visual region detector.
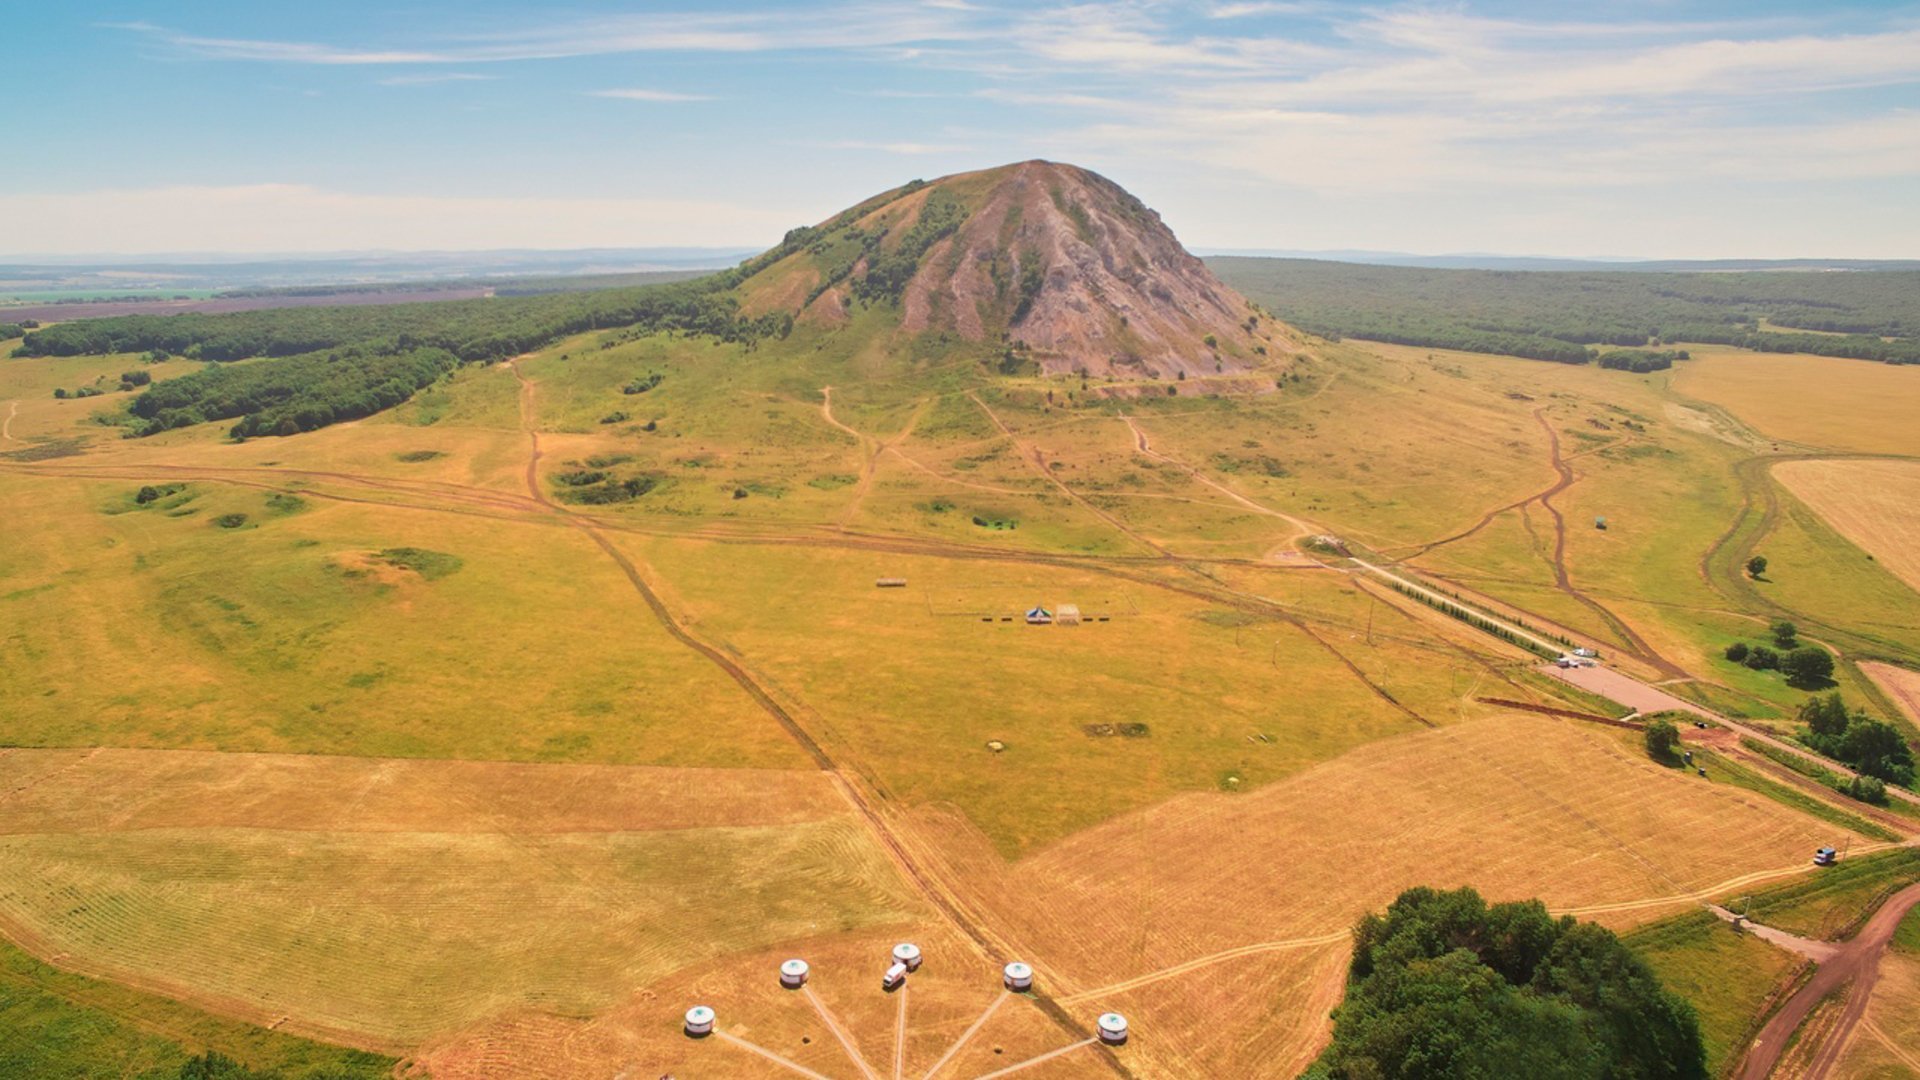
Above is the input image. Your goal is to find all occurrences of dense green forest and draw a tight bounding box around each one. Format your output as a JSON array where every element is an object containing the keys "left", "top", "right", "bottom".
[
  {"left": 129, "top": 346, "right": 459, "bottom": 438},
  {"left": 15, "top": 274, "right": 800, "bottom": 439},
  {"left": 1211, "top": 258, "right": 1920, "bottom": 365},
  {"left": 1306, "top": 886, "right": 1704, "bottom": 1079},
  {"left": 13, "top": 276, "right": 785, "bottom": 363}
]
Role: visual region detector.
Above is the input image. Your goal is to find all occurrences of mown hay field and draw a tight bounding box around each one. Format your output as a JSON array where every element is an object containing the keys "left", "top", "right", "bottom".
[
  {"left": 625, "top": 537, "right": 1477, "bottom": 855},
  {"left": 0, "top": 748, "right": 923, "bottom": 1048},
  {"left": 1674, "top": 349, "right": 1920, "bottom": 455},
  {"left": 1774, "top": 458, "right": 1920, "bottom": 595},
  {"left": 893, "top": 713, "right": 1863, "bottom": 1077}
]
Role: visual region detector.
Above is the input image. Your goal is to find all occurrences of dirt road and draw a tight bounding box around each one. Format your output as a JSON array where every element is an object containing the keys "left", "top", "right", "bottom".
[
  {"left": 2, "top": 401, "right": 18, "bottom": 443},
  {"left": 507, "top": 361, "right": 1132, "bottom": 1077},
  {"left": 1737, "top": 880, "right": 1920, "bottom": 1080},
  {"left": 1540, "top": 663, "right": 1920, "bottom": 811}
]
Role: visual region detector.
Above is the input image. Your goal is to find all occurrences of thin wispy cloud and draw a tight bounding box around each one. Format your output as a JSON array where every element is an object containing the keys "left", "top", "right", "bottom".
[
  {"left": 825, "top": 140, "right": 975, "bottom": 155},
  {"left": 589, "top": 88, "right": 715, "bottom": 102},
  {"left": 53, "top": 2, "right": 1920, "bottom": 257},
  {"left": 378, "top": 72, "right": 495, "bottom": 86}
]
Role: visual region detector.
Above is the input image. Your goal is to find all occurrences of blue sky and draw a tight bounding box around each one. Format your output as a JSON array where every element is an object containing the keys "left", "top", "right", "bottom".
[{"left": 4, "top": 1, "right": 1918, "bottom": 257}]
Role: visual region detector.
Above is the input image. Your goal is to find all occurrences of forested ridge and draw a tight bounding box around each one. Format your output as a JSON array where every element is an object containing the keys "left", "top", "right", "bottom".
[{"left": 1211, "top": 258, "right": 1920, "bottom": 365}]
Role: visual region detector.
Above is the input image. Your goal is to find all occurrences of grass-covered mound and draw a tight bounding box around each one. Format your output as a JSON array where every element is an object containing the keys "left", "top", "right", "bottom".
[{"left": 1307, "top": 886, "right": 1705, "bottom": 1080}]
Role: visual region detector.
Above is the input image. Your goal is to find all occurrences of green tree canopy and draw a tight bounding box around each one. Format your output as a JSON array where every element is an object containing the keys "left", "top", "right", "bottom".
[
  {"left": 1645, "top": 718, "right": 1681, "bottom": 761},
  {"left": 1307, "top": 886, "right": 1705, "bottom": 1080},
  {"left": 1781, "top": 646, "right": 1835, "bottom": 688}
]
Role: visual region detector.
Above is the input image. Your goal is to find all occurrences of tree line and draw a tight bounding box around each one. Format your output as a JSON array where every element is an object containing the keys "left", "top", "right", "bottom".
[
  {"left": 1210, "top": 258, "right": 1920, "bottom": 366},
  {"left": 13, "top": 276, "right": 784, "bottom": 364},
  {"left": 128, "top": 345, "right": 459, "bottom": 438}
]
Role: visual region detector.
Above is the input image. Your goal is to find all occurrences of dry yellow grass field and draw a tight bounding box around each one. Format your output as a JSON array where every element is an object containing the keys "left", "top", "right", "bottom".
[
  {"left": 0, "top": 748, "right": 924, "bottom": 1049},
  {"left": 1831, "top": 951, "right": 1920, "bottom": 1079},
  {"left": 1774, "top": 459, "right": 1920, "bottom": 594},
  {"left": 891, "top": 713, "right": 1860, "bottom": 1077},
  {"left": 1674, "top": 350, "right": 1920, "bottom": 455},
  {"left": 1864, "top": 662, "right": 1920, "bottom": 727}
]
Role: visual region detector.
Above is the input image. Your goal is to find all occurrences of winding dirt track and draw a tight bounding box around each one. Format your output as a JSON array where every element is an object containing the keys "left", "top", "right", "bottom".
[
  {"left": 1737, "top": 881, "right": 1920, "bottom": 1080},
  {"left": 504, "top": 361, "right": 1133, "bottom": 1078},
  {"left": 2, "top": 401, "right": 19, "bottom": 443}
]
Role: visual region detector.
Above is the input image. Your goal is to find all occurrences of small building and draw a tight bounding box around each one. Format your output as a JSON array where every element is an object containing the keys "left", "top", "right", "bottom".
[
  {"left": 892, "top": 942, "right": 923, "bottom": 972},
  {"left": 1003, "top": 962, "right": 1034, "bottom": 992},
  {"left": 1556, "top": 655, "right": 1576, "bottom": 668},
  {"left": 882, "top": 962, "right": 908, "bottom": 991},
  {"left": 1573, "top": 647, "right": 1598, "bottom": 658},
  {"left": 779, "top": 959, "right": 809, "bottom": 989},
  {"left": 1055, "top": 604, "right": 1082, "bottom": 626},
  {"left": 1097, "top": 1013, "right": 1130, "bottom": 1046},
  {"left": 1025, "top": 606, "right": 1053, "bottom": 625},
  {"left": 876, "top": 577, "right": 907, "bottom": 588},
  {"left": 1813, "top": 847, "right": 1838, "bottom": 867},
  {"left": 684, "top": 1005, "right": 715, "bottom": 1038}
]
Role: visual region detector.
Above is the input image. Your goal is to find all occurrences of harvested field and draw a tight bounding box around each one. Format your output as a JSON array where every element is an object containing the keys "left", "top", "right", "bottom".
[
  {"left": 1774, "top": 459, "right": 1920, "bottom": 595},
  {"left": 1831, "top": 950, "right": 1920, "bottom": 1079},
  {"left": 1864, "top": 662, "right": 1920, "bottom": 727},
  {"left": 897, "top": 713, "right": 1859, "bottom": 1076},
  {"left": 1674, "top": 350, "right": 1920, "bottom": 455},
  {"left": 415, "top": 925, "right": 1096, "bottom": 1080},
  {"left": 0, "top": 749, "right": 923, "bottom": 1048}
]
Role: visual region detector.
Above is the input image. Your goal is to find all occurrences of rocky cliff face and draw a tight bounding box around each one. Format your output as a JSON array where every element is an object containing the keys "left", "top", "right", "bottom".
[{"left": 735, "top": 160, "right": 1290, "bottom": 379}]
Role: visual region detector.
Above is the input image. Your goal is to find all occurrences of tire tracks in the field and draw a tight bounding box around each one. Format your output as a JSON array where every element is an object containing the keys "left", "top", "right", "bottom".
[
  {"left": 506, "top": 360, "right": 1133, "bottom": 1078},
  {"left": 2, "top": 401, "right": 20, "bottom": 443}
]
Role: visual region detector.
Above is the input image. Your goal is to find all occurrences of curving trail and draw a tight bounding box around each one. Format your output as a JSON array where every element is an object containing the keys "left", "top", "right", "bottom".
[
  {"left": 506, "top": 360, "right": 1132, "bottom": 1078},
  {"left": 1737, "top": 880, "right": 1920, "bottom": 1080},
  {"left": 2, "top": 401, "right": 19, "bottom": 443}
]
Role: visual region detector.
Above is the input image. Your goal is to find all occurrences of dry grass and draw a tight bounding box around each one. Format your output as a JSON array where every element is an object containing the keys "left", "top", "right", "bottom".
[
  {"left": 1830, "top": 950, "right": 1920, "bottom": 1078},
  {"left": 1674, "top": 350, "right": 1920, "bottom": 455},
  {"left": 1863, "top": 662, "right": 1920, "bottom": 727},
  {"left": 0, "top": 749, "right": 922, "bottom": 1048},
  {"left": 885, "top": 713, "right": 1859, "bottom": 1075},
  {"left": 1774, "top": 459, "right": 1920, "bottom": 595}
]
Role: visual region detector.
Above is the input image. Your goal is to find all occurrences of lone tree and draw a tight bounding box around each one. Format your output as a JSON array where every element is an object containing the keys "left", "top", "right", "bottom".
[
  {"left": 1744, "top": 645, "right": 1780, "bottom": 671},
  {"left": 1724, "top": 642, "right": 1750, "bottom": 663},
  {"left": 1746, "top": 554, "right": 1769, "bottom": 579},
  {"left": 1781, "top": 646, "right": 1835, "bottom": 688},
  {"left": 1769, "top": 620, "right": 1797, "bottom": 647},
  {"left": 1645, "top": 717, "right": 1681, "bottom": 761}
]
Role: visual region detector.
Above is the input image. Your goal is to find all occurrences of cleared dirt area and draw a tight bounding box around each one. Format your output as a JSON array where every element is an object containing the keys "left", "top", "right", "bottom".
[
  {"left": 1540, "top": 663, "right": 1711, "bottom": 718},
  {"left": 1774, "top": 459, "right": 1920, "bottom": 595},
  {"left": 898, "top": 713, "right": 1854, "bottom": 1077},
  {"left": 0, "top": 749, "right": 925, "bottom": 1049}
]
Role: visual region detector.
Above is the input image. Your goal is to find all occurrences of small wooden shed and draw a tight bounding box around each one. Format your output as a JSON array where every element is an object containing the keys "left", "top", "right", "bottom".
[{"left": 1055, "top": 604, "right": 1082, "bottom": 626}]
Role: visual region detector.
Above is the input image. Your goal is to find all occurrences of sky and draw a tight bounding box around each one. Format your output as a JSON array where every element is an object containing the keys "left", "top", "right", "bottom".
[{"left": 4, "top": 1, "right": 1918, "bottom": 259}]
